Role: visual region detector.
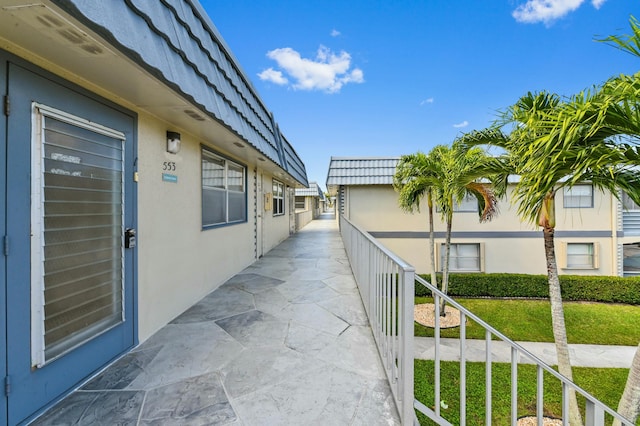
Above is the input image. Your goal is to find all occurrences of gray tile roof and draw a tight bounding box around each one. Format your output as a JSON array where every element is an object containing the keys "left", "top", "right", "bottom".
[
  {"left": 54, "top": 0, "right": 308, "bottom": 186},
  {"left": 326, "top": 157, "right": 400, "bottom": 189},
  {"left": 295, "top": 182, "right": 325, "bottom": 199}
]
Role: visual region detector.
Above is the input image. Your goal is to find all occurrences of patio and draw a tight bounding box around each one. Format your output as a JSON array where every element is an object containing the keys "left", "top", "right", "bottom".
[{"left": 31, "top": 213, "right": 401, "bottom": 425}]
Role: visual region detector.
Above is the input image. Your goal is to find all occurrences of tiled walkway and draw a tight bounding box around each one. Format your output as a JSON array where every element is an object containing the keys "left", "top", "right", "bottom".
[{"left": 32, "top": 213, "right": 401, "bottom": 425}]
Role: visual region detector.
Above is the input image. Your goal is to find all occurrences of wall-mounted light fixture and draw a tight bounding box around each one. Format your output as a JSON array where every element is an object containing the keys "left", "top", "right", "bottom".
[{"left": 167, "top": 131, "right": 181, "bottom": 154}]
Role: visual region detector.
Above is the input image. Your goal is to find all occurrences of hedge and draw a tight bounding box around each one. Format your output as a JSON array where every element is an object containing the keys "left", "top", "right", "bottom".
[{"left": 416, "top": 273, "right": 640, "bottom": 305}]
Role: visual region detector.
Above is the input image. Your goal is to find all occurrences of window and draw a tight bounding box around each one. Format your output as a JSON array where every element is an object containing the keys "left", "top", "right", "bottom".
[
  {"left": 563, "top": 184, "right": 593, "bottom": 208},
  {"left": 295, "top": 196, "right": 305, "bottom": 210},
  {"left": 440, "top": 243, "right": 481, "bottom": 272},
  {"left": 454, "top": 193, "right": 478, "bottom": 212},
  {"left": 273, "top": 180, "right": 285, "bottom": 215},
  {"left": 623, "top": 243, "right": 640, "bottom": 276},
  {"left": 202, "top": 148, "right": 246, "bottom": 227},
  {"left": 623, "top": 192, "right": 640, "bottom": 211},
  {"left": 32, "top": 104, "right": 125, "bottom": 365},
  {"left": 566, "top": 243, "right": 597, "bottom": 269},
  {"left": 436, "top": 193, "right": 477, "bottom": 213}
]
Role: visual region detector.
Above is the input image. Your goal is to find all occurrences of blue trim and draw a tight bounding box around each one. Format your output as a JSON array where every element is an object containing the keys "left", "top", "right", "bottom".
[{"left": 0, "top": 51, "right": 8, "bottom": 425}]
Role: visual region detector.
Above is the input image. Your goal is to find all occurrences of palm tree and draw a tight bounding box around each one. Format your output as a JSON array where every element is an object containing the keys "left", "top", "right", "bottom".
[
  {"left": 431, "top": 144, "right": 498, "bottom": 314},
  {"left": 461, "top": 89, "right": 640, "bottom": 426},
  {"left": 393, "top": 151, "right": 440, "bottom": 295},
  {"left": 597, "top": 16, "right": 640, "bottom": 425},
  {"left": 393, "top": 143, "right": 498, "bottom": 314}
]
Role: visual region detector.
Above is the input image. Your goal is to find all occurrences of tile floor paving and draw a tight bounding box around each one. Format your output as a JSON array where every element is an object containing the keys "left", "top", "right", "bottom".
[{"left": 31, "top": 214, "right": 401, "bottom": 425}]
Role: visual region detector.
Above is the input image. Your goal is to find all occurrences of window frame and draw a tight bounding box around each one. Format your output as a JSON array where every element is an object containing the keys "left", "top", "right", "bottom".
[
  {"left": 563, "top": 184, "right": 593, "bottom": 209},
  {"left": 295, "top": 196, "right": 306, "bottom": 210},
  {"left": 454, "top": 193, "right": 478, "bottom": 212},
  {"left": 436, "top": 193, "right": 478, "bottom": 213},
  {"left": 438, "top": 243, "right": 483, "bottom": 272},
  {"left": 201, "top": 146, "right": 247, "bottom": 229},
  {"left": 31, "top": 103, "right": 127, "bottom": 366},
  {"left": 564, "top": 242, "right": 598, "bottom": 269},
  {"left": 273, "top": 179, "right": 285, "bottom": 216}
]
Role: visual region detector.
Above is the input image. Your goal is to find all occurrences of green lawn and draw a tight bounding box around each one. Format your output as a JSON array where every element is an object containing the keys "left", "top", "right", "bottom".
[
  {"left": 414, "top": 297, "right": 640, "bottom": 346},
  {"left": 414, "top": 360, "right": 634, "bottom": 425}
]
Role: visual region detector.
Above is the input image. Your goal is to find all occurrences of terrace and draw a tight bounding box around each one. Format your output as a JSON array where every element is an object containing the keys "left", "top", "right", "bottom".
[
  {"left": 31, "top": 214, "right": 400, "bottom": 425},
  {"left": 32, "top": 213, "right": 634, "bottom": 425}
]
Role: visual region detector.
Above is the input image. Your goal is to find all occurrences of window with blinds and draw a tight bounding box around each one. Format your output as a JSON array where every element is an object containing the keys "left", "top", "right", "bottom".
[
  {"left": 32, "top": 105, "right": 125, "bottom": 365},
  {"left": 201, "top": 148, "right": 247, "bottom": 227}
]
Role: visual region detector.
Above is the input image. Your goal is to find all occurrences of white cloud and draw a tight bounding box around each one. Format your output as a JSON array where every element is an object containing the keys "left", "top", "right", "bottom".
[
  {"left": 420, "top": 97, "right": 434, "bottom": 106},
  {"left": 331, "top": 29, "right": 341, "bottom": 37},
  {"left": 512, "top": 0, "right": 606, "bottom": 24},
  {"left": 261, "top": 45, "right": 364, "bottom": 93},
  {"left": 453, "top": 120, "right": 469, "bottom": 128},
  {"left": 257, "top": 68, "right": 288, "bottom": 85}
]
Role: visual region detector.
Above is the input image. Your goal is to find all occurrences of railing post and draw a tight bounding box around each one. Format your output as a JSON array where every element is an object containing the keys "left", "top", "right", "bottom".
[{"left": 400, "top": 266, "right": 414, "bottom": 425}]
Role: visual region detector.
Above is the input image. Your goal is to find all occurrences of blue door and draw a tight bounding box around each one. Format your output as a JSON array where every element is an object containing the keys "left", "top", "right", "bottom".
[
  {"left": 5, "top": 62, "right": 136, "bottom": 425},
  {"left": 0, "top": 54, "right": 8, "bottom": 426}
]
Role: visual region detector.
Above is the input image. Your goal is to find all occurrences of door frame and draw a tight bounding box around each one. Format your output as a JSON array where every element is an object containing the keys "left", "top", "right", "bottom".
[
  {"left": 2, "top": 50, "right": 138, "bottom": 425},
  {"left": 0, "top": 50, "right": 9, "bottom": 425}
]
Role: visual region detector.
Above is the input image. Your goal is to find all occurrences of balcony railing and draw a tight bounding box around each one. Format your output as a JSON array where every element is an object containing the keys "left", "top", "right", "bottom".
[
  {"left": 339, "top": 215, "right": 634, "bottom": 426},
  {"left": 340, "top": 215, "right": 415, "bottom": 424}
]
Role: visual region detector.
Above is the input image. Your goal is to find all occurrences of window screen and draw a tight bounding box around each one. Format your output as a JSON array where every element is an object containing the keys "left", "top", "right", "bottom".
[{"left": 32, "top": 106, "right": 125, "bottom": 364}]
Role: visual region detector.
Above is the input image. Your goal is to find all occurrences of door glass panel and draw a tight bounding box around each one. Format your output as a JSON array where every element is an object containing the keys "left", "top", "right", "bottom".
[{"left": 35, "top": 112, "right": 124, "bottom": 363}]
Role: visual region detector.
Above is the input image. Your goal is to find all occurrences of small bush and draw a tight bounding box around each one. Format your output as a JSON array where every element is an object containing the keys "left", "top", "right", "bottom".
[{"left": 417, "top": 273, "right": 640, "bottom": 305}]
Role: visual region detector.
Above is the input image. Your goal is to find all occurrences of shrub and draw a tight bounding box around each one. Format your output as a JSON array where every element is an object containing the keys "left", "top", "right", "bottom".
[{"left": 416, "top": 273, "right": 640, "bottom": 305}]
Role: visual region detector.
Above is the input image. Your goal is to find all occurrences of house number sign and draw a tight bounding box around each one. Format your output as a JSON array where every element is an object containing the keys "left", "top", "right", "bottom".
[
  {"left": 162, "top": 162, "right": 178, "bottom": 183},
  {"left": 162, "top": 161, "right": 176, "bottom": 171}
]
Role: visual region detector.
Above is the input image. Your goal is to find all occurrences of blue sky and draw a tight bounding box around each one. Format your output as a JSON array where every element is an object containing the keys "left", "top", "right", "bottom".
[{"left": 201, "top": 0, "right": 640, "bottom": 190}]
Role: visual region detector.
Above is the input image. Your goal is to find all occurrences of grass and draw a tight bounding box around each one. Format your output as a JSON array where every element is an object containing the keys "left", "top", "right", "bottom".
[
  {"left": 414, "top": 297, "right": 640, "bottom": 346},
  {"left": 414, "top": 360, "right": 634, "bottom": 425}
]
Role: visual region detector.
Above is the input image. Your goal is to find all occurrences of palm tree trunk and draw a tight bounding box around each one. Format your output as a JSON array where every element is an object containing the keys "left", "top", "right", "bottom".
[
  {"left": 439, "top": 214, "right": 452, "bottom": 315},
  {"left": 543, "top": 226, "right": 583, "bottom": 426},
  {"left": 614, "top": 342, "right": 640, "bottom": 425},
  {"left": 428, "top": 194, "right": 437, "bottom": 291}
]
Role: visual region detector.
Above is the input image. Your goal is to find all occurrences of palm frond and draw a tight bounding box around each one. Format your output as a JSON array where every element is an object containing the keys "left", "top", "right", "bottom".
[{"left": 596, "top": 15, "right": 640, "bottom": 58}]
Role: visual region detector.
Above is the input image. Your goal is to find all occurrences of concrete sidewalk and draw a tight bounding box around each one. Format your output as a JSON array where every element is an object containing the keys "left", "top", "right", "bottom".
[
  {"left": 415, "top": 337, "right": 637, "bottom": 368},
  {"left": 31, "top": 214, "right": 400, "bottom": 425}
]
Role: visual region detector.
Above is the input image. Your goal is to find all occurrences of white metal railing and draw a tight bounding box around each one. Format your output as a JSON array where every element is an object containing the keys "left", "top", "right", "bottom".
[
  {"left": 340, "top": 216, "right": 415, "bottom": 425},
  {"left": 414, "top": 274, "right": 635, "bottom": 426},
  {"left": 339, "top": 215, "right": 634, "bottom": 426}
]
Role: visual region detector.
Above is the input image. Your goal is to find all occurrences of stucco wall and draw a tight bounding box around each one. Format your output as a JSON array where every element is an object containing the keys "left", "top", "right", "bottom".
[
  {"left": 136, "top": 114, "right": 261, "bottom": 340},
  {"left": 296, "top": 209, "right": 314, "bottom": 230},
  {"left": 343, "top": 184, "right": 618, "bottom": 276}
]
